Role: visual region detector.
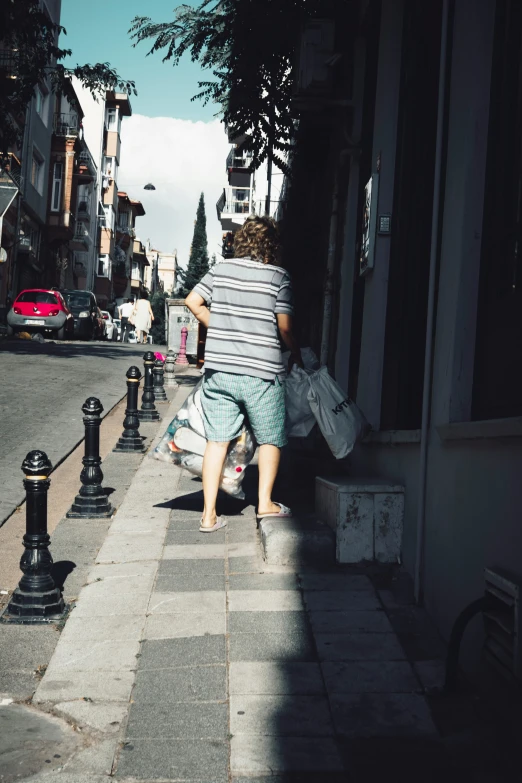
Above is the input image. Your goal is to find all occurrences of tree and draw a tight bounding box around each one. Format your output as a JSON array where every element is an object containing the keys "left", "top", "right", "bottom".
[
  {"left": 130, "top": 1, "right": 349, "bottom": 172},
  {"left": 177, "top": 193, "right": 210, "bottom": 297},
  {"left": 150, "top": 291, "right": 169, "bottom": 345},
  {"left": 0, "top": 0, "right": 136, "bottom": 154}
]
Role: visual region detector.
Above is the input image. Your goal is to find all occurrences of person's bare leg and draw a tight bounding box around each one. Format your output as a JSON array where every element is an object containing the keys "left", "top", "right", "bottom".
[
  {"left": 257, "top": 444, "right": 283, "bottom": 515},
  {"left": 201, "top": 440, "right": 229, "bottom": 528}
]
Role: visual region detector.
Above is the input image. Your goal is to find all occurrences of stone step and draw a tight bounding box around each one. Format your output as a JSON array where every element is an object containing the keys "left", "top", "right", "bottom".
[
  {"left": 316, "top": 476, "right": 404, "bottom": 564},
  {"left": 259, "top": 516, "right": 335, "bottom": 567}
]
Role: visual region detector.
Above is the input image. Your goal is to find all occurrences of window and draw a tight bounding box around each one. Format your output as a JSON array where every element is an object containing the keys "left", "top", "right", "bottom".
[
  {"left": 472, "top": 0, "right": 522, "bottom": 419},
  {"left": 118, "top": 211, "right": 129, "bottom": 228},
  {"left": 35, "top": 86, "right": 48, "bottom": 124},
  {"left": 63, "top": 291, "right": 92, "bottom": 310},
  {"left": 30, "top": 148, "right": 44, "bottom": 194},
  {"left": 379, "top": 0, "right": 443, "bottom": 429},
  {"left": 51, "top": 162, "right": 63, "bottom": 212},
  {"left": 103, "top": 156, "right": 115, "bottom": 176},
  {"left": 17, "top": 291, "right": 58, "bottom": 305},
  {"left": 103, "top": 205, "right": 115, "bottom": 231},
  {"left": 106, "top": 108, "right": 117, "bottom": 130},
  {"left": 98, "top": 255, "right": 111, "bottom": 278}
]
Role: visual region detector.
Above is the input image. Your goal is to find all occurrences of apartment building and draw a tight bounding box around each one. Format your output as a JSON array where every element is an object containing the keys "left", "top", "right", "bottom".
[
  {"left": 144, "top": 242, "right": 159, "bottom": 294},
  {"left": 157, "top": 250, "right": 177, "bottom": 294},
  {"left": 216, "top": 131, "right": 284, "bottom": 257},
  {"left": 0, "top": 0, "right": 62, "bottom": 305},
  {"left": 45, "top": 81, "right": 98, "bottom": 290},
  {"left": 130, "top": 238, "right": 149, "bottom": 301},
  {"left": 95, "top": 93, "right": 133, "bottom": 310}
]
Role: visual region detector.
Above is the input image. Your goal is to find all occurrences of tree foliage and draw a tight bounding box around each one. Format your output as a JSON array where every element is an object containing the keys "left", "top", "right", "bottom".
[
  {"left": 150, "top": 291, "right": 169, "bottom": 345},
  {"left": 0, "top": 0, "right": 136, "bottom": 154},
  {"left": 130, "top": 0, "right": 340, "bottom": 172},
  {"left": 177, "top": 193, "right": 210, "bottom": 297}
]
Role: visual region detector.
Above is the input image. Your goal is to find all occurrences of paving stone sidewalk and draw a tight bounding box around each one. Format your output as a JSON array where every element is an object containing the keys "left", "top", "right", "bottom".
[{"left": 19, "top": 375, "right": 462, "bottom": 783}]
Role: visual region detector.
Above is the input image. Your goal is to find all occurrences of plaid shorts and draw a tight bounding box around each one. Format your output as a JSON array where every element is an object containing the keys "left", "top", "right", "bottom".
[{"left": 201, "top": 370, "right": 287, "bottom": 447}]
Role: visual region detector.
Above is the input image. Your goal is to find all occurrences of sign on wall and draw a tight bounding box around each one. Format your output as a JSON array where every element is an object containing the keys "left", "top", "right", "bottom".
[
  {"left": 359, "top": 172, "right": 379, "bottom": 277},
  {"left": 166, "top": 299, "right": 199, "bottom": 356}
]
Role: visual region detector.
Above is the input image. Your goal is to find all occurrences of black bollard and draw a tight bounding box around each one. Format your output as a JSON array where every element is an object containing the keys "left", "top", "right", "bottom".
[
  {"left": 113, "top": 366, "right": 146, "bottom": 453},
  {"left": 66, "top": 397, "right": 113, "bottom": 518},
  {"left": 153, "top": 358, "right": 168, "bottom": 402},
  {"left": 3, "top": 451, "right": 65, "bottom": 623},
  {"left": 138, "top": 351, "right": 160, "bottom": 421}
]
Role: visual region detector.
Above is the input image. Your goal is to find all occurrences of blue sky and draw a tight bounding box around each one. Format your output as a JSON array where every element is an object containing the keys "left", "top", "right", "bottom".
[
  {"left": 60, "top": 0, "right": 229, "bottom": 268},
  {"left": 61, "top": 0, "right": 217, "bottom": 122}
]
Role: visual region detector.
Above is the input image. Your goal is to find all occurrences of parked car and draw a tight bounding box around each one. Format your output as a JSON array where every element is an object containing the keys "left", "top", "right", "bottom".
[
  {"left": 6, "top": 289, "right": 74, "bottom": 340},
  {"left": 94, "top": 307, "right": 106, "bottom": 341},
  {"left": 100, "top": 310, "right": 118, "bottom": 341},
  {"left": 112, "top": 318, "right": 122, "bottom": 341},
  {"left": 61, "top": 289, "right": 99, "bottom": 340}
]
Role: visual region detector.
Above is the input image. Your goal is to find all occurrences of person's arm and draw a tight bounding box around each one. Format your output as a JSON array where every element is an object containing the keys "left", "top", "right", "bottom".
[
  {"left": 277, "top": 313, "right": 303, "bottom": 369},
  {"left": 185, "top": 291, "right": 210, "bottom": 328}
]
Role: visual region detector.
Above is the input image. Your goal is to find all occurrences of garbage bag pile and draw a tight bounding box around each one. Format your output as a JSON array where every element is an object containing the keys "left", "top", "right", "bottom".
[
  {"left": 151, "top": 379, "right": 255, "bottom": 499},
  {"left": 284, "top": 348, "right": 370, "bottom": 459}
]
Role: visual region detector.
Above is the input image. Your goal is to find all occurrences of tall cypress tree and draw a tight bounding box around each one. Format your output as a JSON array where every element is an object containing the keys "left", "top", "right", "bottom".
[{"left": 178, "top": 193, "right": 209, "bottom": 296}]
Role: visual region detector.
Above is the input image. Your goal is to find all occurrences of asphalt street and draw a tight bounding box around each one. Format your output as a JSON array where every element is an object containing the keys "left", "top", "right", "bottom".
[{"left": 0, "top": 338, "right": 156, "bottom": 526}]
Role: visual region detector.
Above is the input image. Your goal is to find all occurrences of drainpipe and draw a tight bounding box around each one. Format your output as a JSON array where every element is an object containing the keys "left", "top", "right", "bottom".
[
  {"left": 414, "top": 0, "right": 450, "bottom": 605},
  {"left": 320, "top": 163, "right": 344, "bottom": 368}
]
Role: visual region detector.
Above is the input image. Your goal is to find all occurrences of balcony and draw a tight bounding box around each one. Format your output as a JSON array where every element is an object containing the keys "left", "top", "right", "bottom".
[
  {"left": 77, "top": 197, "right": 91, "bottom": 221},
  {"left": 18, "top": 236, "right": 32, "bottom": 254},
  {"left": 226, "top": 148, "right": 253, "bottom": 172},
  {"left": 6, "top": 153, "right": 23, "bottom": 189},
  {"left": 216, "top": 188, "right": 252, "bottom": 230},
  {"left": 78, "top": 148, "right": 97, "bottom": 179},
  {"left": 73, "top": 222, "right": 91, "bottom": 248},
  {"left": 54, "top": 113, "right": 80, "bottom": 137},
  {"left": 0, "top": 49, "right": 18, "bottom": 79}
]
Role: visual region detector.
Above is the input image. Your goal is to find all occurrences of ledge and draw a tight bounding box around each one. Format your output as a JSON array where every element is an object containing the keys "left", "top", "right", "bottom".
[
  {"left": 362, "top": 429, "right": 421, "bottom": 445},
  {"left": 437, "top": 417, "right": 522, "bottom": 442}
]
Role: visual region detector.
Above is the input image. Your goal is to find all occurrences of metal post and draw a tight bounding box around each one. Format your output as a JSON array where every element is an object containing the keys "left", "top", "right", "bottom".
[
  {"left": 66, "top": 397, "right": 113, "bottom": 518},
  {"left": 153, "top": 358, "right": 168, "bottom": 402},
  {"left": 138, "top": 351, "right": 160, "bottom": 421},
  {"left": 113, "top": 366, "right": 146, "bottom": 452},
  {"left": 175, "top": 326, "right": 189, "bottom": 366},
  {"left": 3, "top": 451, "right": 65, "bottom": 623},
  {"left": 163, "top": 350, "right": 179, "bottom": 389}
]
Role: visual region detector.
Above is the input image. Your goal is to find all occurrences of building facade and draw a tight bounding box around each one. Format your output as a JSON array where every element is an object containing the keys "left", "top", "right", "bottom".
[
  {"left": 281, "top": 0, "right": 522, "bottom": 681},
  {"left": 0, "top": 0, "right": 62, "bottom": 309}
]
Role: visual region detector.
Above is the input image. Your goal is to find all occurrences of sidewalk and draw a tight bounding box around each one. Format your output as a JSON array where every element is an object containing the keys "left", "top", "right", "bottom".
[{"left": 1, "top": 376, "right": 514, "bottom": 782}]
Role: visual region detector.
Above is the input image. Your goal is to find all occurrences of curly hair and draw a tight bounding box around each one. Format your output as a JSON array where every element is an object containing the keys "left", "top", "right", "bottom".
[{"left": 233, "top": 215, "right": 282, "bottom": 265}]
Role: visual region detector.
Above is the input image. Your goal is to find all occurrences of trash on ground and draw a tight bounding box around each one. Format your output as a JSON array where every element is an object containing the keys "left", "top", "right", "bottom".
[{"left": 151, "top": 379, "right": 255, "bottom": 499}]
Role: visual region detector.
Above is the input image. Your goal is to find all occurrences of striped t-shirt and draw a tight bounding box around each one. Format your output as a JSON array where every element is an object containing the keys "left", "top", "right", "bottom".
[{"left": 193, "top": 257, "right": 294, "bottom": 381}]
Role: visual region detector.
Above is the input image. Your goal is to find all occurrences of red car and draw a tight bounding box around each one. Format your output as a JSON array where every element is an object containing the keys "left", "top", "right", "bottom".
[{"left": 7, "top": 288, "right": 74, "bottom": 340}]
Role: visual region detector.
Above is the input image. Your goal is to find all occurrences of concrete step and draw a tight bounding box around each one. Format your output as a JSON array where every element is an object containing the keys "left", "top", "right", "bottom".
[{"left": 259, "top": 515, "right": 335, "bottom": 567}]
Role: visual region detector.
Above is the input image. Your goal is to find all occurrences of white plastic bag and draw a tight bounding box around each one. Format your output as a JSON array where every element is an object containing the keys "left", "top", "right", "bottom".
[
  {"left": 307, "top": 367, "right": 369, "bottom": 459},
  {"left": 151, "top": 379, "right": 256, "bottom": 498},
  {"left": 286, "top": 366, "right": 316, "bottom": 437},
  {"left": 284, "top": 347, "right": 320, "bottom": 438}
]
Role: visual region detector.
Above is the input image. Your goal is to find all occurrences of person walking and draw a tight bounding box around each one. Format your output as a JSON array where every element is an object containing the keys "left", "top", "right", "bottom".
[
  {"left": 118, "top": 298, "right": 134, "bottom": 343},
  {"left": 185, "top": 215, "right": 302, "bottom": 533},
  {"left": 133, "top": 291, "right": 154, "bottom": 345}
]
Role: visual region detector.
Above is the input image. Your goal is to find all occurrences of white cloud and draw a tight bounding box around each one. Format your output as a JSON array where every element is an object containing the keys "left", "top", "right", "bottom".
[{"left": 118, "top": 114, "right": 230, "bottom": 270}]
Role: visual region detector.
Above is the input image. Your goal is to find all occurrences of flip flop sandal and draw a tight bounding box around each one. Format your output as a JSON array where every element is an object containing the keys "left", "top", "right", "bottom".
[
  {"left": 256, "top": 503, "right": 293, "bottom": 521},
  {"left": 199, "top": 517, "right": 227, "bottom": 533}
]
